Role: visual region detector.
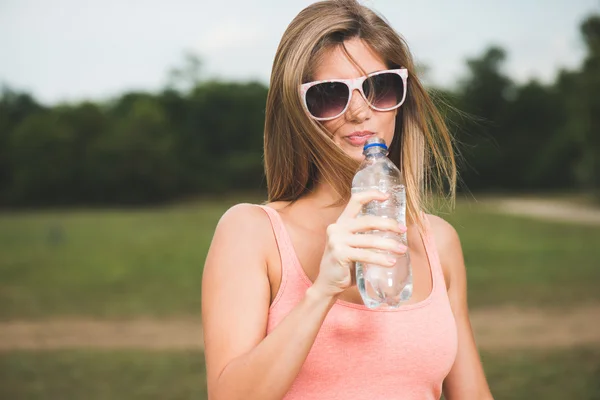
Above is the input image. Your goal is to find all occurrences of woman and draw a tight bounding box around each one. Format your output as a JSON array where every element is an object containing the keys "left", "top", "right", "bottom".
[{"left": 202, "top": 1, "right": 494, "bottom": 399}]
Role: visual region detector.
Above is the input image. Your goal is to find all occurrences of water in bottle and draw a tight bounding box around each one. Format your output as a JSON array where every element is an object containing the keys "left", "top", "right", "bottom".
[{"left": 352, "top": 137, "right": 413, "bottom": 309}]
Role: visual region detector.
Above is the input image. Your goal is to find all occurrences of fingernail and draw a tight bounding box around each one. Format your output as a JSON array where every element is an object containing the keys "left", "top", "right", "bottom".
[
  {"left": 399, "top": 224, "right": 407, "bottom": 232},
  {"left": 387, "top": 257, "right": 397, "bottom": 265},
  {"left": 398, "top": 244, "right": 407, "bottom": 252}
]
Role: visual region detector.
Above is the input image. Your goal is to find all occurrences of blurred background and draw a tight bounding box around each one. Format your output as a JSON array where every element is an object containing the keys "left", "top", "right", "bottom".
[{"left": 1, "top": 0, "right": 600, "bottom": 398}]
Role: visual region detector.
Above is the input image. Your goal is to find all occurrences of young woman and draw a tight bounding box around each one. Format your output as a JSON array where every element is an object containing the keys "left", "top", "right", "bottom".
[{"left": 202, "top": 1, "right": 494, "bottom": 399}]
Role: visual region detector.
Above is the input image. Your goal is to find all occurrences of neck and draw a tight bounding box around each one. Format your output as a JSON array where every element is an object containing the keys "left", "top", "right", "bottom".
[
  {"left": 292, "top": 178, "right": 348, "bottom": 227},
  {"left": 305, "top": 179, "right": 344, "bottom": 207}
]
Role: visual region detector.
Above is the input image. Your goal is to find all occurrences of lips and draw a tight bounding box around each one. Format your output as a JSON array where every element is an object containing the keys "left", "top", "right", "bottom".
[{"left": 344, "top": 131, "right": 375, "bottom": 147}]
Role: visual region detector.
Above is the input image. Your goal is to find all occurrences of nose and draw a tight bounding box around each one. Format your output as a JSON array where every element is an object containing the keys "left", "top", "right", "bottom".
[{"left": 344, "top": 88, "right": 371, "bottom": 123}]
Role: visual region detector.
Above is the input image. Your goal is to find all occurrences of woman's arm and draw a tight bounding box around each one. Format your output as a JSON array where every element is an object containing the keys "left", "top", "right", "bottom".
[
  {"left": 429, "top": 215, "right": 494, "bottom": 400},
  {"left": 202, "top": 204, "right": 334, "bottom": 400},
  {"left": 202, "top": 194, "right": 405, "bottom": 400}
]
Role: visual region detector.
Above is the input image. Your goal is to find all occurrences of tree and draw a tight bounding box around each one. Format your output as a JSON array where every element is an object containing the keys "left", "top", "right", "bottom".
[
  {"left": 578, "top": 15, "right": 600, "bottom": 196},
  {"left": 166, "top": 52, "right": 204, "bottom": 94},
  {"left": 92, "top": 97, "right": 178, "bottom": 204},
  {"left": 183, "top": 81, "right": 268, "bottom": 192},
  {"left": 502, "top": 79, "right": 574, "bottom": 189},
  {"left": 455, "top": 46, "right": 513, "bottom": 190},
  {"left": 7, "top": 110, "right": 77, "bottom": 204},
  {"left": 0, "top": 87, "right": 43, "bottom": 203}
]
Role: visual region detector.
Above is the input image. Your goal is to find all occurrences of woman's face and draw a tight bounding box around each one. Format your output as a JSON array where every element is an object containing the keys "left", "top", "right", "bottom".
[{"left": 311, "top": 38, "right": 397, "bottom": 161}]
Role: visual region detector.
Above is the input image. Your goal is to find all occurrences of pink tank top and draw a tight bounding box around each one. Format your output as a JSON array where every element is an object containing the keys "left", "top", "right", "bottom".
[{"left": 257, "top": 205, "right": 458, "bottom": 400}]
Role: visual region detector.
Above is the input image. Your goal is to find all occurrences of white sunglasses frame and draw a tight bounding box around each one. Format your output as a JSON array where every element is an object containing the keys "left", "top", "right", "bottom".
[{"left": 300, "top": 68, "right": 409, "bottom": 121}]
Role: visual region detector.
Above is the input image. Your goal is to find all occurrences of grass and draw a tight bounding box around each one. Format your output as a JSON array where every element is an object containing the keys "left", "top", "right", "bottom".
[
  {"left": 1, "top": 195, "right": 599, "bottom": 399},
  {"left": 444, "top": 201, "right": 600, "bottom": 308},
  {"left": 1, "top": 348, "right": 599, "bottom": 400},
  {"left": 0, "top": 350, "right": 206, "bottom": 400},
  {"left": 1, "top": 196, "right": 599, "bottom": 319},
  {"left": 481, "top": 347, "right": 600, "bottom": 400},
  {"left": 0, "top": 199, "right": 241, "bottom": 320}
]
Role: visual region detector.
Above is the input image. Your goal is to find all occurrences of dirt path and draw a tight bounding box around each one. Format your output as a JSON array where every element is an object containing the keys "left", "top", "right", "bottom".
[
  {"left": 1, "top": 305, "right": 599, "bottom": 352},
  {"left": 480, "top": 196, "right": 600, "bottom": 226},
  {"left": 470, "top": 305, "right": 600, "bottom": 350},
  {"left": 0, "top": 318, "right": 204, "bottom": 351}
]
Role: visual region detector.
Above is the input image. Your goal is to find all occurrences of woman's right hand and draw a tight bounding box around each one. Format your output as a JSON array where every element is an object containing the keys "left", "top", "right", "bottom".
[{"left": 312, "top": 190, "right": 408, "bottom": 299}]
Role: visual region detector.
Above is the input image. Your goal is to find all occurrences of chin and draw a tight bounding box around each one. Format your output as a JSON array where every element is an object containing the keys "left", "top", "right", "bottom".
[
  {"left": 342, "top": 146, "right": 365, "bottom": 162},
  {"left": 333, "top": 138, "right": 367, "bottom": 162}
]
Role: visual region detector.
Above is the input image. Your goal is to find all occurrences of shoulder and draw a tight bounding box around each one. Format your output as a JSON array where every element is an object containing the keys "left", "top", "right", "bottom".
[
  {"left": 203, "top": 203, "right": 279, "bottom": 284},
  {"left": 423, "top": 213, "right": 465, "bottom": 288},
  {"left": 424, "top": 213, "right": 461, "bottom": 251},
  {"left": 211, "top": 203, "right": 274, "bottom": 251},
  {"left": 217, "top": 203, "right": 270, "bottom": 229}
]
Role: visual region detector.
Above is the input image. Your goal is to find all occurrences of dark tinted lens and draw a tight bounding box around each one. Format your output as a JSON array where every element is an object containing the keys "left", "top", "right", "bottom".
[
  {"left": 362, "top": 72, "right": 404, "bottom": 110},
  {"left": 305, "top": 82, "right": 349, "bottom": 119}
]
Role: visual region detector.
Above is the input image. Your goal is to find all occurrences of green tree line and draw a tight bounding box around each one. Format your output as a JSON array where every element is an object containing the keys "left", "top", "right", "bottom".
[
  {"left": 449, "top": 14, "right": 599, "bottom": 194},
  {"left": 0, "top": 15, "right": 598, "bottom": 207}
]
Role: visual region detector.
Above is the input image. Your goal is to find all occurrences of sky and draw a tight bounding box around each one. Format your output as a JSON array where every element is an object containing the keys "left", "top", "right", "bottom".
[{"left": 1, "top": 0, "right": 599, "bottom": 105}]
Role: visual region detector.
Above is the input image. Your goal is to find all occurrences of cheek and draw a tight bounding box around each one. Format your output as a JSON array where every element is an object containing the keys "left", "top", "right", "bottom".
[
  {"left": 376, "top": 111, "right": 397, "bottom": 138},
  {"left": 321, "top": 119, "right": 345, "bottom": 137}
]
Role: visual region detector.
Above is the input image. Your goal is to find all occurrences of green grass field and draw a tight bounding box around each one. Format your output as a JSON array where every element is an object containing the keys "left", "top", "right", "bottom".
[
  {"left": 1, "top": 196, "right": 599, "bottom": 399},
  {"left": 0, "top": 350, "right": 207, "bottom": 400},
  {"left": 443, "top": 202, "right": 600, "bottom": 309},
  {"left": 1, "top": 197, "right": 599, "bottom": 319},
  {"left": 0, "top": 199, "right": 238, "bottom": 320}
]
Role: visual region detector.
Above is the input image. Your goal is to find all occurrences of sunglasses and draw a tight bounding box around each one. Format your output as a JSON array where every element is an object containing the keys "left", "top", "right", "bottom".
[{"left": 300, "top": 68, "right": 408, "bottom": 121}]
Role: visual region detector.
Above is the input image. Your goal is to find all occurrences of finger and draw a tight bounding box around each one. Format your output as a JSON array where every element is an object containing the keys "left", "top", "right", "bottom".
[
  {"left": 347, "top": 248, "right": 397, "bottom": 268},
  {"left": 346, "top": 215, "right": 406, "bottom": 235},
  {"left": 339, "top": 190, "right": 389, "bottom": 220},
  {"left": 345, "top": 234, "right": 408, "bottom": 255}
]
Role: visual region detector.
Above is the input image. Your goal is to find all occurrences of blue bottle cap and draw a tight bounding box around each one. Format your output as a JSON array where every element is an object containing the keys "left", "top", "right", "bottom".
[{"left": 364, "top": 142, "right": 388, "bottom": 151}]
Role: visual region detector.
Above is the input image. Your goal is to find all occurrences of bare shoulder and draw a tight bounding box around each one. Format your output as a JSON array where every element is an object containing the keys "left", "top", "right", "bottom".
[
  {"left": 214, "top": 203, "right": 272, "bottom": 238},
  {"left": 202, "top": 203, "right": 279, "bottom": 387},
  {"left": 207, "top": 203, "right": 276, "bottom": 263},
  {"left": 423, "top": 213, "right": 465, "bottom": 289},
  {"left": 202, "top": 203, "right": 275, "bottom": 308},
  {"left": 424, "top": 213, "right": 461, "bottom": 250},
  {"left": 216, "top": 202, "right": 270, "bottom": 226}
]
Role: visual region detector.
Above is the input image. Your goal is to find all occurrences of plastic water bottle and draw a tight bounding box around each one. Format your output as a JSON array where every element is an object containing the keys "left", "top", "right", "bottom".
[{"left": 351, "top": 137, "right": 413, "bottom": 309}]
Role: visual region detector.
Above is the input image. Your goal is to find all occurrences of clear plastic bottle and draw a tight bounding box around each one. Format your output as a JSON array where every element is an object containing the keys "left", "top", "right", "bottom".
[{"left": 351, "top": 137, "right": 413, "bottom": 309}]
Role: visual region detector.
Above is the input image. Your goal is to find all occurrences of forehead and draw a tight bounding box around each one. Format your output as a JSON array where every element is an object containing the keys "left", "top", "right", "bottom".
[{"left": 312, "top": 38, "right": 388, "bottom": 81}]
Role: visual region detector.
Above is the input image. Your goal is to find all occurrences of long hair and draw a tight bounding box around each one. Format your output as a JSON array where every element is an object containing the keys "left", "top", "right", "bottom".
[{"left": 264, "top": 0, "right": 456, "bottom": 228}]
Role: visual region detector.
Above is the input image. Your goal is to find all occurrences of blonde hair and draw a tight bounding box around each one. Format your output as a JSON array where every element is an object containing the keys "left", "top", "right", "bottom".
[{"left": 264, "top": 0, "right": 456, "bottom": 229}]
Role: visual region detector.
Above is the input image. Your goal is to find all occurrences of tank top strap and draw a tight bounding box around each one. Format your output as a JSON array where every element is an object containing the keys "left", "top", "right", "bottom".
[{"left": 254, "top": 204, "right": 298, "bottom": 277}]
